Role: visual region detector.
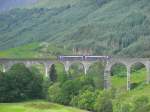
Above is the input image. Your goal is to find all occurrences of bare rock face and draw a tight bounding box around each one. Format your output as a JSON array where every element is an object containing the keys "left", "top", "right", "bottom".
[{"left": 0, "top": 0, "right": 37, "bottom": 12}]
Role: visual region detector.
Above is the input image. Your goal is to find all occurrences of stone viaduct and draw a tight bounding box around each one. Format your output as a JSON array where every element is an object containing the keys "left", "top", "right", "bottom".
[{"left": 0, "top": 58, "right": 149, "bottom": 91}]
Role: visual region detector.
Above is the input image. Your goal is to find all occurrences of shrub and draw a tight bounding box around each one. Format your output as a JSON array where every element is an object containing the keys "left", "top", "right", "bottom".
[
  {"left": 132, "top": 96, "right": 150, "bottom": 112},
  {"left": 94, "top": 91, "right": 113, "bottom": 112},
  {"left": 59, "top": 79, "right": 82, "bottom": 105},
  {"left": 114, "top": 102, "right": 132, "bottom": 112},
  {"left": 70, "top": 89, "right": 97, "bottom": 111},
  {"left": 49, "top": 64, "right": 57, "bottom": 83},
  {"left": 0, "top": 64, "right": 43, "bottom": 102},
  {"left": 48, "top": 83, "right": 62, "bottom": 103}
]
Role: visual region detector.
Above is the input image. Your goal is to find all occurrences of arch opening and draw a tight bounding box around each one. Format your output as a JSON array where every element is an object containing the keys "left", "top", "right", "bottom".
[
  {"left": 49, "top": 62, "right": 66, "bottom": 83},
  {"left": 29, "top": 63, "right": 45, "bottom": 76},
  {"left": 110, "top": 63, "right": 127, "bottom": 91},
  {"left": 130, "top": 62, "right": 147, "bottom": 89},
  {"left": 68, "top": 62, "right": 85, "bottom": 79}
]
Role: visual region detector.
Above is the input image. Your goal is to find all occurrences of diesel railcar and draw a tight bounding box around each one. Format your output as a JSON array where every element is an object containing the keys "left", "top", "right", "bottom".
[{"left": 58, "top": 55, "right": 111, "bottom": 61}]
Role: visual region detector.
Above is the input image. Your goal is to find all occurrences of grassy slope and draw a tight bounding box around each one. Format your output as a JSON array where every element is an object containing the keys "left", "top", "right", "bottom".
[
  {"left": 0, "top": 100, "right": 87, "bottom": 112},
  {"left": 0, "top": 42, "right": 71, "bottom": 58},
  {"left": 112, "top": 68, "right": 147, "bottom": 89},
  {"left": 0, "top": 0, "right": 150, "bottom": 57},
  {"left": 106, "top": 68, "right": 150, "bottom": 112},
  {"left": 112, "top": 68, "right": 150, "bottom": 109}
]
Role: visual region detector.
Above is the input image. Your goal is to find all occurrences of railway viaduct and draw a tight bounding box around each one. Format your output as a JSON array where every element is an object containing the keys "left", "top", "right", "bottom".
[{"left": 0, "top": 58, "right": 149, "bottom": 91}]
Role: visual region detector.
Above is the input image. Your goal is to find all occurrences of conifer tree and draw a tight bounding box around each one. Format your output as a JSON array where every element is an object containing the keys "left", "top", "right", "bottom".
[{"left": 49, "top": 64, "right": 57, "bottom": 83}]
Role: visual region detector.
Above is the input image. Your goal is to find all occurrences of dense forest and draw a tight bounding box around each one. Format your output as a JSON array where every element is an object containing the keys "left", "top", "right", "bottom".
[{"left": 0, "top": 0, "right": 150, "bottom": 57}]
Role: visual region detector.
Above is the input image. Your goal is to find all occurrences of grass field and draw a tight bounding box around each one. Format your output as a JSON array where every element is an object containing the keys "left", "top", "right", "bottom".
[
  {"left": 0, "top": 100, "right": 87, "bottom": 112},
  {"left": 112, "top": 68, "right": 147, "bottom": 90},
  {"left": 112, "top": 68, "right": 150, "bottom": 99}
]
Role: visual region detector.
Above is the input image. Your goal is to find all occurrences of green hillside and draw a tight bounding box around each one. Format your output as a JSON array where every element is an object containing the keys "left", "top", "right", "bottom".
[
  {"left": 0, "top": 0, "right": 150, "bottom": 57},
  {"left": 0, "top": 42, "right": 71, "bottom": 58}
]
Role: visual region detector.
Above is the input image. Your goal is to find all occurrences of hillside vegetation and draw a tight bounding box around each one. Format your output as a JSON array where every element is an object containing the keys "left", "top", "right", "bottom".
[{"left": 0, "top": 0, "right": 150, "bottom": 57}]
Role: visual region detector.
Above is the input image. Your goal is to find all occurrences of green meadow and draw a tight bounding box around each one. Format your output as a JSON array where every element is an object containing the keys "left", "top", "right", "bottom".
[{"left": 0, "top": 100, "right": 87, "bottom": 112}]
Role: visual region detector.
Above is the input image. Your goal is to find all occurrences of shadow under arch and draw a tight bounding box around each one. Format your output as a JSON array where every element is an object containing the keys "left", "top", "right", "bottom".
[
  {"left": 130, "top": 62, "right": 147, "bottom": 89},
  {"left": 87, "top": 62, "right": 105, "bottom": 89},
  {"left": 110, "top": 62, "right": 127, "bottom": 90},
  {"left": 50, "top": 62, "right": 67, "bottom": 82}
]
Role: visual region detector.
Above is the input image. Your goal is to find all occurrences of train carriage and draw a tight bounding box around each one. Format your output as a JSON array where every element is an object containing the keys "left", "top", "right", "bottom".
[
  {"left": 58, "top": 56, "right": 84, "bottom": 61},
  {"left": 58, "top": 55, "right": 111, "bottom": 61},
  {"left": 84, "top": 56, "right": 111, "bottom": 61}
]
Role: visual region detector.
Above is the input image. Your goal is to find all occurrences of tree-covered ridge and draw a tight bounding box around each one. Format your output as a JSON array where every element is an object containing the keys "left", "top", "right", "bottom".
[{"left": 0, "top": 0, "right": 150, "bottom": 57}]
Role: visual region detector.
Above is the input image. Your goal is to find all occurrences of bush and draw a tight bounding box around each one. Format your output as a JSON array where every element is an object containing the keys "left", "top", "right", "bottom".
[
  {"left": 132, "top": 96, "right": 150, "bottom": 112},
  {"left": 57, "top": 73, "right": 68, "bottom": 85},
  {"left": 42, "top": 78, "right": 52, "bottom": 99},
  {"left": 0, "top": 64, "right": 43, "bottom": 102},
  {"left": 94, "top": 91, "right": 113, "bottom": 112},
  {"left": 28, "top": 67, "right": 44, "bottom": 99},
  {"left": 70, "top": 89, "right": 97, "bottom": 111},
  {"left": 0, "top": 71, "right": 8, "bottom": 102},
  {"left": 49, "top": 64, "right": 57, "bottom": 83},
  {"left": 59, "top": 79, "right": 82, "bottom": 105},
  {"left": 114, "top": 102, "right": 132, "bottom": 112},
  {"left": 48, "top": 83, "right": 62, "bottom": 103}
]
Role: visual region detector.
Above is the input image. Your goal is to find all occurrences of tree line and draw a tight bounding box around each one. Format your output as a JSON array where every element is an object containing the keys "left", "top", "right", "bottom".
[{"left": 0, "top": 63, "right": 150, "bottom": 112}]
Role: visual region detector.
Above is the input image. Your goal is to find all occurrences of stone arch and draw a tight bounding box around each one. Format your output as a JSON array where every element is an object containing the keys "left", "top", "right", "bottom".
[
  {"left": 4, "top": 61, "right": 35, "bottom": 72},
  {"left": 25, "top": 61, "right": 46, "bottom": 76},
  {"left": 130, "top": 61, "right": 147, "bottom": 68},
  {"left": 43, "top": 61, "right": 67, "bottom": 78},
  {"left": 4, "top": 61, "right": 22, "bottom": 71},
  {"left": 130, "top": 62, "right": 147, "bottom": 89},
  {"left": 87, "top": 61, "right": 104, "bottom": 71},
  {"left": 108, "top": 61, "right": 128, "bottom": 71},
  {"left": 43, "top": 62, "right": 55, "bottom": 77},
  {"left": 68, "top": 61, "right": 85, "bottom": 78},
  {"left": 110, "top": 62, "right": 128, "bottom": 76},
  {"left": 109, "top": 62, "right": 128, "bottom": 90},
  {"left": 49, "top": 61, "right": 66, "bottom": 78}
]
